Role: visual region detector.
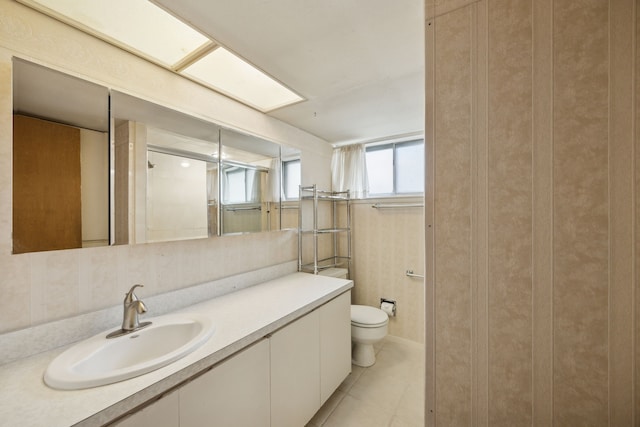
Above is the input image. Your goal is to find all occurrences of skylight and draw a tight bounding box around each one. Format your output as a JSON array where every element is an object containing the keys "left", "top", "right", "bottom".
[
  {"left": 18, "top": 0, "right": 304, "bottom": 112},
  {"left": 182, "top": 47, "right": 303, "bottom": 112}
]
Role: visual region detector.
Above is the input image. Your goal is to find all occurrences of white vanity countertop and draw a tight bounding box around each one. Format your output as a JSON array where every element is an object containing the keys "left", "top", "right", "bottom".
[{"left": 0, "top": 272, "right": 352, "bottom": 427}]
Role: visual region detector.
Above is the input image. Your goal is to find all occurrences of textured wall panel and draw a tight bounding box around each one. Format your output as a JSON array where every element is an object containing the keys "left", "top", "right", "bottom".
[
  {"left": 426, "top": 0, "right": 479, "bottom": 19},
  {"left": 553, "top": 0, "right": 610, "bottom": 424},
  {"left": 427, "top": 0, "right": 638, "bottom": 425},
  {"left": 634, "top": 1, "right": 640, "bottom": 418},
  {"left": 608, "top": 0, "right": 636, "bottom": 424},
  {"left": 531, "top": 0, "right": 554, "bottom": 424},
  {"left": 433, "top": 6, "right": 473, "bottom": 426},
  {"left": 486, "top": 1, "right": 533, "bottom": 425},
  {"left": 635, "top": 2, "right": 640, "bottom": 424}
]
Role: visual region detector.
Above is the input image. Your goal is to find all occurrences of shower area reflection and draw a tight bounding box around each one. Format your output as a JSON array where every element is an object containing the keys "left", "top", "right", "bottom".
[{"left": 220, "top": 162, "right": 268, "bottom": 234}]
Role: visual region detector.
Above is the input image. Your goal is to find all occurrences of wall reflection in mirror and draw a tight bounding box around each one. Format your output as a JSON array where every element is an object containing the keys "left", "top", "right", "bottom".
[
  {"left": 12, "top": 59, "right": 301, "bottom": 254},
  {"left": 219, "top": 128, "right": 281, "bottom": 235},
  {"left": 280, "top": 146, "right": 301, "bottom": 230},
  {"left": 12, "top": 59, "right": 109, "bottom": 254},
  {"left": 111, "top": 91, "right": 221, "bottom": 244}
]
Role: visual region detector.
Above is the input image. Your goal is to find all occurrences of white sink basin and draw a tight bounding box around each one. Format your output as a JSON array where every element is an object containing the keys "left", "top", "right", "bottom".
[{"left": 44, "top": 313, "right": 215, "bottom": 390}]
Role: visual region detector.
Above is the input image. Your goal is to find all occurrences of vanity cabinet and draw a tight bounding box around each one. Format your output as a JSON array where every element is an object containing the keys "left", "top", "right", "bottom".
[
  {"left": 319, "top": 291, "right": 351, "bottom": 404},
  {"left": 270, "top": 309, "right": 321, "bottom": 427},
  {"left": 114, "top": 391, "right": 179, "bottom": 427},
  {"left": 270, "top": 290, "right": 351, "bottom": 426},
  {"left": 112, "top": 290, "right": 350, "bottom": 427},
  {"left": 180, "top": 339, "right": 270, "bottom": 427}
]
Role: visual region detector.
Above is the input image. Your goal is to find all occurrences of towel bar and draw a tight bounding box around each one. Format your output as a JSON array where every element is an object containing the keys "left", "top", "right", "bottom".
[{"left": 405, "top": 269, "right": 425, "bottom": 279}]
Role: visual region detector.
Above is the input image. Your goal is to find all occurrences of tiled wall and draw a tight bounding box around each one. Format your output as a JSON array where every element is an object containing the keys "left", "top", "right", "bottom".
[
  {"left": 425, "top": 0, "right": 638, "bottom": 425},
  {"left": 0, "top": 2, "right": 331, "bottom": 335},
  {"left": 350, "top": 198, "right": 425, "bottom": 343}
]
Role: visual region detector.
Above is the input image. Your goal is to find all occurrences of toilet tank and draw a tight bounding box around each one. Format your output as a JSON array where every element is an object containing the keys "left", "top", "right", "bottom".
[{"left": 318, "top": 268, "right": 348, "bottom": 279}]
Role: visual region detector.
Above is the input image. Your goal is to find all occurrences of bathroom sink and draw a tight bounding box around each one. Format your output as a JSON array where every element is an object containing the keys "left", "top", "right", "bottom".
[{"left": 44, "top": 313, "right": 215, "bottom": 390}]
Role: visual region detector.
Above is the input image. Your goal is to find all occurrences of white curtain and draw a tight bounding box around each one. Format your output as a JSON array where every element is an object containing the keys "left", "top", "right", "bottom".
[
  {"left": 331, "top": 144, "right": 369, "bottom": 198},
  {"left": 221, "top": 167, "right": 232, "bottom": 203},
  {"left": 246, "top": 169, "right": 261, "bottom": 202},
  {"left": 265, "top": 157, "right": 282, "bottom": 202}
]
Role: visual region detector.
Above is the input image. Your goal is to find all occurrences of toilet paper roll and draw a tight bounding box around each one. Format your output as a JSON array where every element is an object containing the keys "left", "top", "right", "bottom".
[{"left": 380, "top": 301, "right": 395, "bottom": 317}]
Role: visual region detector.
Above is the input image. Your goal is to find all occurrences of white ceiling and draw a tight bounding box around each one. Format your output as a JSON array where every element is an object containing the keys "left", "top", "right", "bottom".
[{"left": 153, "top": 0, "right": 425, "bottom": 145}]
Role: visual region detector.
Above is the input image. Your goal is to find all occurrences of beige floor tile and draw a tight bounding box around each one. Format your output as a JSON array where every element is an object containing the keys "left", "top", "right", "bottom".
[
  {"left": 394, "top": 380, "right": 425, "bottom": 425},
  {"left": 389, "top": 413, "right": 425, "bottom": 427},
  {"left": 312, "top": 336, "right": 425, "bottom": 427},
  {"left": 307, "top": 390, "right": 347, "bottom": 426},
  {"left": 347, "top": 368, "right": 408, "bottom": 413},
  {"left": 338, "top": 364, "right": 365, "bottom": 393},
  {"left": 322, "top": 395, "right": 394, "bottom": 427}
]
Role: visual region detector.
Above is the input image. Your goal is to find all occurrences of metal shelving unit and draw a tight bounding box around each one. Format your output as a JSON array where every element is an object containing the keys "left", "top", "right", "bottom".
[{"left": 298, "top": 184, "right": 351, "bottom": 276}]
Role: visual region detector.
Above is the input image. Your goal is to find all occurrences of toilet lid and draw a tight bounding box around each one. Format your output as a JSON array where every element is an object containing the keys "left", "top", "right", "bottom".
[{"left": 351, "top": 305, "right": 389, "bottom": 327}]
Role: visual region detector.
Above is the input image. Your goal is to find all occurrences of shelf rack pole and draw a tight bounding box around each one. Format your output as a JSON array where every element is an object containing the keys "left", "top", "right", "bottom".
[
  {"left": 313, "top": 184, "right": 319, "bottom": 274},
  {"left": 297, "top": 185, "right": 302, "bottom": 272},
  {"left": 347, "top": 189, "right": 351, "bottom": 279}
]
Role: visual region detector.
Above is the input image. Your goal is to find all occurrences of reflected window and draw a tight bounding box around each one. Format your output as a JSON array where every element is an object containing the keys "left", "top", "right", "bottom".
[
  {"left": 225, "top": 168, "right": 246, "bottom": 203},
  {"left": 223, "top": 166, "right": 262, "bottom": 203},
  {"left": 365, "top": 140, "right": 424, "bottom": 196},
  {"left": 283, "top": 159, "right": 301, "bottom": 200}
]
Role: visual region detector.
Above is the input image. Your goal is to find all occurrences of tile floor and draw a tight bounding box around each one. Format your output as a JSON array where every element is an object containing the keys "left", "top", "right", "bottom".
[{"left": 307, "top": 336, "right": 425, "bottom": 427}]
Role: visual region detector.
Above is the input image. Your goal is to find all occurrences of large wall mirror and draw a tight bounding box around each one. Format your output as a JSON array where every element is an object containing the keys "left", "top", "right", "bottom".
[
  {"left": 12, "top": 59, "right": 109, "bottom": 254},
  {"left": 219, "top": 128, "right": 281, "bottom": 235},
  {"left": 12, "top": 59, "right": 301, "bottom": 253},
  {"left": 110, "top": 91, "right": 222, "bottom": 244},
  {"left": 280, "top": 145, "right": 301, "bottom": 230}
]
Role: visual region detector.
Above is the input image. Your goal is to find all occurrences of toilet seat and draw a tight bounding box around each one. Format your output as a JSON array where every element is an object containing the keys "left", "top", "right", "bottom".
[{"left": 351, "top": 305, "right": 389, "bottom": 328}]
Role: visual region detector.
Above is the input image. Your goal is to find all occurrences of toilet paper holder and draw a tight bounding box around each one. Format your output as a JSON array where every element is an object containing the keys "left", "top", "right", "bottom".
[{"left": 380, "top": 298, "right": 396, "bottom": 317}]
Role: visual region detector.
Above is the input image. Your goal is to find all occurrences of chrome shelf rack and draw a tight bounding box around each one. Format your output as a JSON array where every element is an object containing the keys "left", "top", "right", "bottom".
[{"left": 298, "top": 184, "right": 351, "bottom": 276}]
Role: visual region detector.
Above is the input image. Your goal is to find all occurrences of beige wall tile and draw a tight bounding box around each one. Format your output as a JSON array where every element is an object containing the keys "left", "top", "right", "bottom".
[
  {"left": 0, "top": 255, "right": 30, "bottom": 331},
  {"left": 29, "top": 250, "right": 80, "bottom": 325},
  {"left": 351, "top": 200, "right": 424, "bottom": 343},
  {"left": 78, "top": 246, "right": 120, "bottom": 311}
]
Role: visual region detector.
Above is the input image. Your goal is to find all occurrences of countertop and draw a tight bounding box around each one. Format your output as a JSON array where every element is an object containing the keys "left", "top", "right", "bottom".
[{"left": 0, "top": 272, "right": 352, "bottom": 427}]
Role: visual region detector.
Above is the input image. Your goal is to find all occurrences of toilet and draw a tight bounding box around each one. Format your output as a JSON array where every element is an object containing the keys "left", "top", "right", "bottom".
[
  {"left": 350, "top": 304, "right": 389, "bottom": 367},
  {"left": 319, "top": 268, "right": 389, "bottom": 367}
]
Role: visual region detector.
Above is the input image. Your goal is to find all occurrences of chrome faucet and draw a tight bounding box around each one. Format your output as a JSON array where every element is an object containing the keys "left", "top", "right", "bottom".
[{"left": 106, "top": 284, "right": 152, "bottom": 339}]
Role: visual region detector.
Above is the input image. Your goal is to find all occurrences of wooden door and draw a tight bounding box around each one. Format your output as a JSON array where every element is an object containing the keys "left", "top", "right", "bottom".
[{"left": 13, "top": 115, "right": 82, "bottom": 253}]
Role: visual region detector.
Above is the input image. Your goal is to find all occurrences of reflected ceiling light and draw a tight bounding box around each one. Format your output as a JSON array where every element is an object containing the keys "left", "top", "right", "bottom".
[
  {"left": 181, "top": 47, "right": 303, "bottom": 112},
  {"left": 18, "top": 0, "right": 304, "bottom": 112}
]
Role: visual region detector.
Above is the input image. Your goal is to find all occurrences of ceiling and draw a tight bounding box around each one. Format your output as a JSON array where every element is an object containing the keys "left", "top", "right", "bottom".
[{"left": 152, "top": 0, "right": 425, "bottom": 145}]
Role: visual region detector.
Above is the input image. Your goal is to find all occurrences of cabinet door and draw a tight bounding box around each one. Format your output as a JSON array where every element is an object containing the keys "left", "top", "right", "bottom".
[
  {"left": 270, "top": 310, "right": 320, "bottom": 427},
  {"left": 113, "top": 391, "right": 179, "bottom": 427},
  {"left": 180, "top": 339, "right": 270, "bottom": 427},
  {"left": 320, "top": 291, "right": 352, "bottom": 403}
]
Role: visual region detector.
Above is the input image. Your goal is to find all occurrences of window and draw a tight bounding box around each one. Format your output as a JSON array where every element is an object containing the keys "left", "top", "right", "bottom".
[
  {"left": 225, "top": 168, "right": 246, "bottom": 203},
  {"left": 223, "top": 166, "right": 262, "bottom": 203},
  {"left": 282, "top": 159, "right": 301, "bottom": 200},
  {"left": 365, "top": 140, "right": 424, "bottom": 196}
]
